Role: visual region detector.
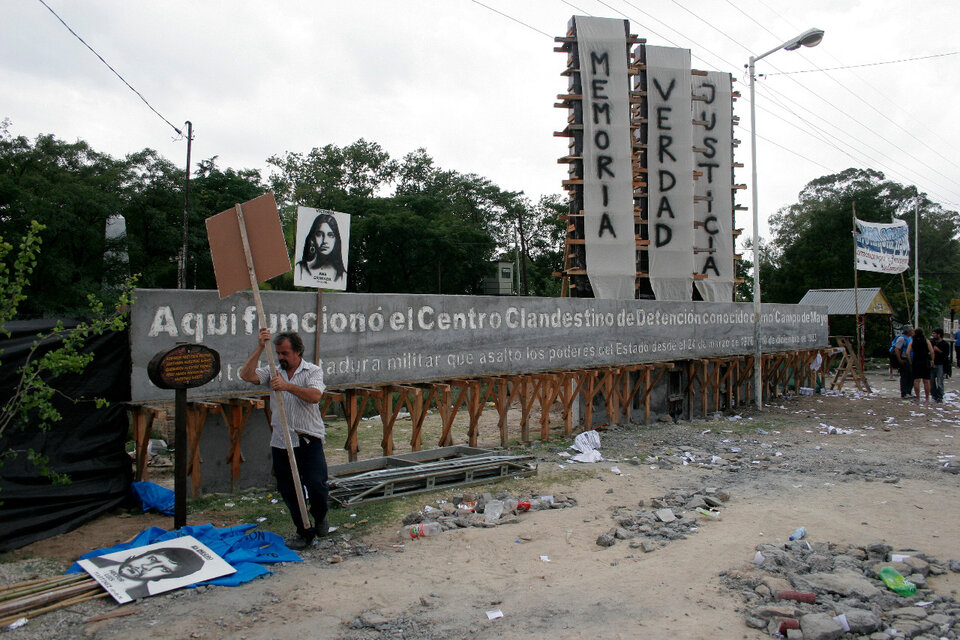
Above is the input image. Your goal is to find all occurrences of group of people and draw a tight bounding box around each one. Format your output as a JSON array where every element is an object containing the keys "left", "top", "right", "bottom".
[{"left": 891, "top": 325, "right": 954, "bottom": 402}]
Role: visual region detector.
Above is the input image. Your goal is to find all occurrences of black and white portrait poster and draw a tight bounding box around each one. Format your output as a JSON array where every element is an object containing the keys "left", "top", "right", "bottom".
[
  {"left": 78, "top": 536, "right": 235, "bottom": 604},
  {"left": 293, "top": 207, "right": 351, "bottom": 290}
]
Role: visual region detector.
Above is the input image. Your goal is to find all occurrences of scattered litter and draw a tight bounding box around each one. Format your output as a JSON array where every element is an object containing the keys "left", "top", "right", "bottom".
[
  {"left": 833, "top": 613, "right": 850, "bottom": 632},
  {"left": 486, "top": 609, "right": 504, "bottom": 620},
  {"left": 5, "top": 618, "right": 28, "bottom": 630},
  {"left": 224, "top": 502, "right": 235, "bottom": 507},
  {"left": 753, "top": 551, "right": 765, "bottom": 564},
  {"left": 572, "top": 430, "right": 601, "bottom": 453},
  {"left": 539, "top": 555, "right": 550, "bottom": 562},
  {"left": 610, "top": 466, "right": 621, "bottom": 475},
  {"left": 569, "top": 449, "right": 602, "bottom": 463}
]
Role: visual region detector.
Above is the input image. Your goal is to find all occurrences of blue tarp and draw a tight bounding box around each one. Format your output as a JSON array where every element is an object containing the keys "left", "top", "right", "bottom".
[
  {"left": 67, "top": 523, "right": 301, "bottom": 587},
  {"left": 130, "top": 481, "right": 175, "bottom": 516}
]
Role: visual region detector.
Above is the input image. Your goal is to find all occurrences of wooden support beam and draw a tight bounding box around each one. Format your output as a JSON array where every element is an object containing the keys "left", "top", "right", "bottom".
[
  {"left": 220, "top": 397, "right": 261, "bottom": 494},
  {"left": 185, "top": 402, "right": 220, "bottom": 498},
  {"left": 130, "top": 406, "right": 162, "bottom": 482}
]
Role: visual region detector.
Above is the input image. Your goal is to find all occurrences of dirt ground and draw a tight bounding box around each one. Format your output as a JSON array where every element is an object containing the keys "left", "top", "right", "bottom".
[{"left": 5, "top": 366, "right": 960, "bottom": 639}]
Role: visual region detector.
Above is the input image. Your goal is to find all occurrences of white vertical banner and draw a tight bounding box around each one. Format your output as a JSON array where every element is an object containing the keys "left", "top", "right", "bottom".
[
  {"left": 293, "top": 207, "right": 351, "bottom": 290},
  {"left": 644, "top": 45, "right": 694, "bottom": 301},
  {"left": 576, "top": 16, "right": 636, "bottom": 300},
  {"left": 693, "top": 71, "right": 735, "bottom": 302}
]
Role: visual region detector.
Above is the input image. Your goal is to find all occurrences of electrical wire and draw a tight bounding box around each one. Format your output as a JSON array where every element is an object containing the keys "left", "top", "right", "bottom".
[
  {"left": 742, "top": 0, "right": 960, "bottom": 174},
  {"left": 764, "top": 51, "right": 960, "bottom": 75},
  {"left": 468, "top": 0, "right": 960, "bottom": 211},
  {"left": 36, "top": 0, "right": 183, "bottom": 137},
  {"left": 468, "top": 0, "right": 554, "bottom": 38}
]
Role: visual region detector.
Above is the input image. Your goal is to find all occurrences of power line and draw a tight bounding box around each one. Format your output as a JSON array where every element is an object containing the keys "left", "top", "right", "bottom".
[
  {"left": 764, "top": 51, "right": 960, "bottom": 75},
  {"left": 468, "top": 0, "right": 554, "bottom": 38},
  {"left": 36, "top": 0, "right": 183, "bottom": 136},
  {"left": 740, "top": 0, "right": 960, "bottom": 175}
]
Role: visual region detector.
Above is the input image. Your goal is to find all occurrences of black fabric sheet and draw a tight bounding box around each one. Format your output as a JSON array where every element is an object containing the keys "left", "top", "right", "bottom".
[{"left": 0, "top": 321, "right": 133, "bottom": 552}]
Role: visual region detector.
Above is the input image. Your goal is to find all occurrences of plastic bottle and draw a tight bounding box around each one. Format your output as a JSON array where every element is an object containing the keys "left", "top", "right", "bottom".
[
  {"left": 696, "top": 507, "right": 721, "bottom": 520},
  {"left": 879, "top": 566, "right": 917, "bottom": 596},
  {"left": 788, "top": 527, "right": 807, "bottom": 541},
  {"left": 516, "top": 500, "right": 532, "bottom": 512},
  {"left": 398, "top": 521, "right": 442, "bottom": 540}
]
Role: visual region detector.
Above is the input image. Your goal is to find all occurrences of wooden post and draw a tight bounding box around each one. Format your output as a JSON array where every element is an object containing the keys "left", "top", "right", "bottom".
[
  {"left": 234, "top": 203, "right": 310, "bottom": 529},
  {"left": 314, "top": 288, "right": 323, "bottom": 364},
  {"left": 174, "top": 388, "right": 187, "bottom": 529}
]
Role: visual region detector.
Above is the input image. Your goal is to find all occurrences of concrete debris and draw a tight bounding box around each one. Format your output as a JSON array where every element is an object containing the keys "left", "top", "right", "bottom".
[
  {"left": 596, "top": 485, "right": 732, "bottom": 549},
  {"left": 399, "top": 490, "right": 577, "bottom": 533},
  {"left": 722, "top": 539, "right": 960, "bottom": 638}
]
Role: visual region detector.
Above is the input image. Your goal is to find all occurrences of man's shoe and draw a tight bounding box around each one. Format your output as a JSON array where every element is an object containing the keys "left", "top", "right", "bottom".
[
  {"left": 317, "top": 516, "right": 331, "bottom": 537},
  {"left": 285, "top": 532, "right": 316, "bottom": 550}
]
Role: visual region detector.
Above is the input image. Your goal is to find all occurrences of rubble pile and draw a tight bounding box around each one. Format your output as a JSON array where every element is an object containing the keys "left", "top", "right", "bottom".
[
  {"left": 400, "top": 490, "right": 577, "bottom": 530},
  {"left": 596, "top": 486, "right": 731, "bottom": 550},
  {"left": 723, "top": 540, "right": 960, "bottom": 639}
]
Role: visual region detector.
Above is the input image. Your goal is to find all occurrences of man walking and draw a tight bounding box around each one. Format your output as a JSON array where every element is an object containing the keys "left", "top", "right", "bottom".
[
  {"left": 240, "top": 328, "right": 329, "bottom": 549},
  {"left": 892, "top": 325, "right": 914, "bottom": 399}
]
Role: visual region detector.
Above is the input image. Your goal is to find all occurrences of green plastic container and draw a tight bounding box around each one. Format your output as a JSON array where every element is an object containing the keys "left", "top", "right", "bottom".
[{"left": 879, "top": 566, "right": 917, "bottom": 596}]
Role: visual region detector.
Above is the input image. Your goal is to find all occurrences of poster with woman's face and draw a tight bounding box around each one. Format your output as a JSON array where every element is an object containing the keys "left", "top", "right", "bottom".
[{"left": 293, "top": 207, "right": 351, "bottom": 290}]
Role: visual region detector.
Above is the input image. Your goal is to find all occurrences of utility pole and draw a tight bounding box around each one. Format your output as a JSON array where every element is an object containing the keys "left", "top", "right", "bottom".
[{"left": 179, "top": 121, "right": 193, "bottom": 289}]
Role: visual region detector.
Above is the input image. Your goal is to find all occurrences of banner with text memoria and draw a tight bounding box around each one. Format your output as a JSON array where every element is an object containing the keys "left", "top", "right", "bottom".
[
  {"left": 130, "top": 289, "right": 829, "bottom": 403},
  {"left": 575, "top": 16, "right": 636, "bottom": 300}
]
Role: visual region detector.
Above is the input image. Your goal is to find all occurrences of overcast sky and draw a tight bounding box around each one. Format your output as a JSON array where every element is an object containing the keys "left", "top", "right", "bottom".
[{"left": 4, "top": 0, "right": 959, "bottom": 247}]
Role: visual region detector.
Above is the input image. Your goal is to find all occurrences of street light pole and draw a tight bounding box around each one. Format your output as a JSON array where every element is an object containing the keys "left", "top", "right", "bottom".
[{"left": 748, "top": 28, "right": 824, "bottom": 410}]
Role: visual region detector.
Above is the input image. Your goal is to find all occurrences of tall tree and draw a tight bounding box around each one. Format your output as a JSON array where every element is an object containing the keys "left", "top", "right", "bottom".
[
  {"left": 762, "top": 168, "right": 960, "bottom": 329},
  {"left": 0, "top": 129, "right": 127, "bottom": 316}
]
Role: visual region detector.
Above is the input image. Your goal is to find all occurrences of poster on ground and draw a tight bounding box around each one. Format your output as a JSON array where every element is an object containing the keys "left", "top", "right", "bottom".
[
  {"left": 293, "top": 207, "right": 351, "bottom": 290},
  {"left": 79, "top": 536, "right": 235, "bottom": 604}
]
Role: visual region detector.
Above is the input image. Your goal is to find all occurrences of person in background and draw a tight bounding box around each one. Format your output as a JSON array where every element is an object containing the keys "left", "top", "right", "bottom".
[
  {"left": 240, "top": 328, "right": 329, "bottom": 549},
  {"left": 931, "top": 328, "right": 948, "bottom": 402},
  {"left": 954, "top": 326, "right": 960, "bottom": 368},
  {"left": 907, "top": 328, "right": 934, "bottom": 402},
  {"left": 892, "top": 325, "right": 914, "bottom": 399}
]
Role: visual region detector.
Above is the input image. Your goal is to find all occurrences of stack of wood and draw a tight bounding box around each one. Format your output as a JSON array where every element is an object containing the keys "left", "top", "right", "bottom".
[{"left": 0, "top": 574, "right": 106, "bottom": 627}]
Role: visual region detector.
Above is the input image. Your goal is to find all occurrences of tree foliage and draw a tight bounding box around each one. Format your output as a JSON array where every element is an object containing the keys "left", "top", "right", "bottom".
[
  {"left": 2, "top": 124, "right": 569, "bottom": 309},
  {"left": 762, "top": 168, "right": 960, "bottom": 328},
  {"left": 0, "top": 219, "right": 137, "bottom": 479},
  {"left": 266, "top": 141, "right": 565, "bottom": 295}
]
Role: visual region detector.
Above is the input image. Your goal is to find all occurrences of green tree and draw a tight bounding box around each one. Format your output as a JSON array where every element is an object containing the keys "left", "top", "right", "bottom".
[
  {"left": 0, "top": 129, "right": 127, "bottom": 316},
  {"left": 762, "top": 168, "right": 960, "bottom": 329},
  {"left": 350, "top": 196, "right": 495, "bottom": 294},
  {"left": 1, "top": 220, "right": 136, "bottom": 477}
]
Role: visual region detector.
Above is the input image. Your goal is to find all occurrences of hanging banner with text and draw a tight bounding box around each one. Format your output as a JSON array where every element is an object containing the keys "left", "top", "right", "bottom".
[
  {"left": 644, "top": 45, "right": 695, "bottom": 301},
  {"left": 855, "top": 218, "right": 909, "bottom": 273},
  {"left": 130, "top": 289, "right": 829, "bottom": 403},
  {"left": 693, "top": 71, "right": 735, "bottom": 302},
  {"left": 575, "top": 16, "right": 637, "bottom": 300}
]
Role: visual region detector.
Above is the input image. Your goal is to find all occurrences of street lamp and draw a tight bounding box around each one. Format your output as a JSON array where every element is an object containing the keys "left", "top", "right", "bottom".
[{"left": 748, "top": 28, "right": 824, "bottom": 410}]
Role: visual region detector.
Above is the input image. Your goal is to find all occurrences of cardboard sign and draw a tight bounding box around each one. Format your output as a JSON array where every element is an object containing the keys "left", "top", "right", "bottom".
[
  {"left": 205, "top": 192, "right": 291, "bottom": 299},
  {"left": 292, "top": 207, "right": 351, "bottom": 290},
  {"left": 79, "top": 536, "right": 235, "bottom": 604}
]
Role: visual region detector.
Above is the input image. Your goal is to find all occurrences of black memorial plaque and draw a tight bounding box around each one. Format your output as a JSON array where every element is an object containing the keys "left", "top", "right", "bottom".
[{"left": 147, "top": 344, "right": 221, "bottom": 390}]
